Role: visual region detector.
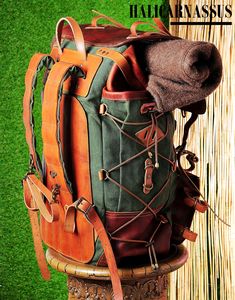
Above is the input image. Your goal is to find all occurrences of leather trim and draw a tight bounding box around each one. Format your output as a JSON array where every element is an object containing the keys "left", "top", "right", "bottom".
[{"left": 102, "top": 87, "right": 152, "bottom": 101}]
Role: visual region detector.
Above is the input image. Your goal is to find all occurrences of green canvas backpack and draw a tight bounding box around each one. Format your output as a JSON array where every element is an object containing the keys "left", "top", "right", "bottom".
[{"left": 22, "top": 14, "right": 209, "bottom": 299}]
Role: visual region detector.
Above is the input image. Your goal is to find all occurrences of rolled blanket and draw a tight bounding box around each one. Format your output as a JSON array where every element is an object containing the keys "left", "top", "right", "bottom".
[{"left": 143, "top": 39, "right": 222, "bottom": 112}]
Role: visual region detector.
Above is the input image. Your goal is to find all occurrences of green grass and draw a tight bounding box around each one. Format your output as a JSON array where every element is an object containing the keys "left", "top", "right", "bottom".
[{"left": 0, "top": 0, "right": 166, "bottom": 299}]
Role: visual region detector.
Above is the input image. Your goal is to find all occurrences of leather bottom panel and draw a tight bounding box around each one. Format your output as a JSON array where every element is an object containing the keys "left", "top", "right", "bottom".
[{"left": 97, "top": 208, "right": 172, "bottom": 267}]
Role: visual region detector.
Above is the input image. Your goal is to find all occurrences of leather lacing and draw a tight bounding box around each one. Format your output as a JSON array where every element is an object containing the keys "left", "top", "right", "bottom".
[{"left": 99, "top": 103, "right": 176, "bottom": 269}]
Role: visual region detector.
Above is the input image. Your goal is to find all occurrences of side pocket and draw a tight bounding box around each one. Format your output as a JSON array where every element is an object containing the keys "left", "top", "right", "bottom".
[{"left": 171, "top": 170, "right": 207, "bottom": 244}]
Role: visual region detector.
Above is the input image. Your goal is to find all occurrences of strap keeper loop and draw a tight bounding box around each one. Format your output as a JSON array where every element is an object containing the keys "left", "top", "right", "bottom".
[{"left": 98, "top": 169, "right": 109, "bottom": 181}]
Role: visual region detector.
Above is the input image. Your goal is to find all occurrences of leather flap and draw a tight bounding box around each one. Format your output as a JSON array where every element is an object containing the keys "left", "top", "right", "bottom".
[{"left": 54, "top": 24, "right": 178, "bottom": 47}]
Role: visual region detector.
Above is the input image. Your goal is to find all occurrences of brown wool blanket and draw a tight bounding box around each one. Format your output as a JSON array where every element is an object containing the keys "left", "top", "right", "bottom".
[{"left": 143, "top": 39, "right": 222, "bottom": 112}]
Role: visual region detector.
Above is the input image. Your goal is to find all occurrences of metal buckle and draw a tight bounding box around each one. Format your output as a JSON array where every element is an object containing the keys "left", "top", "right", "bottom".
[{"left": 75, "top": 197, "right": 95, "bottom": 221}]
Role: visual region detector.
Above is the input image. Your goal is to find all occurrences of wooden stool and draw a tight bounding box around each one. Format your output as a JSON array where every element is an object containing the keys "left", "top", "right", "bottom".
[{"left": 46, "top": 245, "right": 188, "bottom": 299}]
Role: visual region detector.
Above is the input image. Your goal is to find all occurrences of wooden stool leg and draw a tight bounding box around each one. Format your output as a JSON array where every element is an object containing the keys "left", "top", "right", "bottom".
[{"left": 67, "top": 275, "right": 168, "bottom": 299}]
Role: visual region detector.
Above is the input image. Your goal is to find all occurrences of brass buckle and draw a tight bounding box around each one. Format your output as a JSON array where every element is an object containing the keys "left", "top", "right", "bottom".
[{"left": 75, "top": 197, "right": 95, "bottom": 221}]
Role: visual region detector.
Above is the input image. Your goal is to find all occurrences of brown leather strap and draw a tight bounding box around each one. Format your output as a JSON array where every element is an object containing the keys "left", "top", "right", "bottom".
[
  {"left": 56, "top": 17, "right": 86, "bottom": 61},
  {"left": 65, "top": 198, "right": 123, "bottom": 300},
  {"left": 90, "top": 11, "right": 126, "bottom": 28},
  {"left": 130, "top": 20, "right": 169, "bottom": 37},
  {"left": 23, "top": 53, "right": 54, "bottom": 175},
  {"left": 23, "top": 179, "right": 51, "bottom": 280},
  {"left": 153, "top": 18, "right": 171, "bottom": 35},
  {"left": 96, "top": 48, "right": 141, "bottom": 88}
]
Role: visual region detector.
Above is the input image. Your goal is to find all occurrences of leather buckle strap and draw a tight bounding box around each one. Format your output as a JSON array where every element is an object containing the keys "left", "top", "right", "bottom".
[{"left": 64, "top": 198, "right": 123, "bottom": 300}]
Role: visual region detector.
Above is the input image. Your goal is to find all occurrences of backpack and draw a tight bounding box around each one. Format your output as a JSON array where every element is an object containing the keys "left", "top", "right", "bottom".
[{"left": 22, "top": 13, "right": 208, "bottom": 300}]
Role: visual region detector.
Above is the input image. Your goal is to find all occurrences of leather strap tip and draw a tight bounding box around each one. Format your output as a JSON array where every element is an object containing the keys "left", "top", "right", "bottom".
[
  {"left": 182, "top": 228, "right": 197, "bottom": 242},
  {"left": 41, "top": 270, "right": 51, "bottom": 281},
  {"left": 64, "top": 222, "right": 76, "bottom": 233},
  {"left": 184, "top": 197, "right": 208, "bottom": 213}
]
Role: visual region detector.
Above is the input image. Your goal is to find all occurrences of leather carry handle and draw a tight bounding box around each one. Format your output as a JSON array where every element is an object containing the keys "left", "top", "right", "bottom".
[
  {"left": 90, "top": 10, "right": 126, "bottom": 28},
  {"left": 23, "top": 54, "right": 54, "bottom": 176},
  {"left": 56, "top": 17, "right": 86, "bottom": 61},
  {"left": 153, "top": 18, "right": 171, "bottom": 35},
  {"left": 130, "top": 19, "right": 170, "bottom": 37}
]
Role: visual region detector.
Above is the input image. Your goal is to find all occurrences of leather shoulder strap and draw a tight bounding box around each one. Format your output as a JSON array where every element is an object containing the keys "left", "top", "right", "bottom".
[
  {"left": 42, "top": 61, "right": 85, "bottom": 194},
  {"left": 65, "top": 198, "right": 123, "bottom": 300},
  {"left": 23, "top": 54, "right": 54, "bottom": 176}
]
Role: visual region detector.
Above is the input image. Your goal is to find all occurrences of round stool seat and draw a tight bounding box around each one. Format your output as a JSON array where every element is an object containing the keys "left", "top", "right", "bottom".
[{"left": 46, "top": 245, "right": 188, "bottom": 299}]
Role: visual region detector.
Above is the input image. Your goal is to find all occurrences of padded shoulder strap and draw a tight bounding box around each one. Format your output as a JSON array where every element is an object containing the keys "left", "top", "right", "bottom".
[
  {"left": 42, "top": 59, "right": 123, "bottom": 300},
  {"left": 23, "top": 54, "right": 54, "bottom": 176},
  {"left": 42, "top": 61, "right": 85, "bottom": 193}
]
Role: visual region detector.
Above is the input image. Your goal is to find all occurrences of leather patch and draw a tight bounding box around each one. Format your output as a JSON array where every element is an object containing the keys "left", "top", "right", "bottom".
[
  {"left": 62, "top": 49, "right": 102, "bottom": 97},
  {"left": 135, "top": 124, "right": 164, "bottom": 146}
]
